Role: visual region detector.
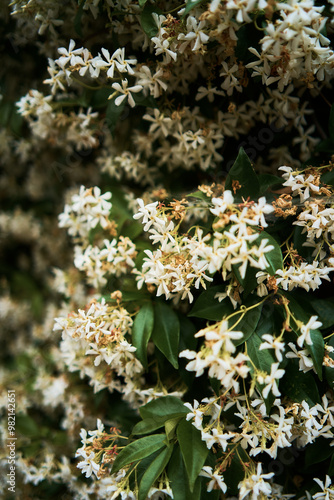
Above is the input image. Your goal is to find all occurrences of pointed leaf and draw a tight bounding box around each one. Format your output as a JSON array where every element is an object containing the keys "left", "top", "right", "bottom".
[
  {"left": 168, "top": 445, "right": 201, "bottom": 500},
  {"left": 280, "top": 360, "right": 320, "bottom": 406},
  {"left": 132, "top": 302, "right": 154, "bottom": 369},
  {"left": 140, "top": 5, "right": 163, "bottom": 38},
  {"left": 177, "top": 418, "right": 209, "bottom": 492},
  {"left": 188, "top": 285, "right": 232, "bottom": 321},
  {"left": 138, "top": 445, "right": 174, "bottom": 500},
  {"left": 152, "top": 302, "right": 180, "bottom": 368},
  {"left": 112, "top": 434, "right": 166, "bottom": 473},
  {"left": 140, "top": 396, "right": 189, "bottom": 420},
  {"left": 225, "top": 147, "right": 260, "bottom": 200}
]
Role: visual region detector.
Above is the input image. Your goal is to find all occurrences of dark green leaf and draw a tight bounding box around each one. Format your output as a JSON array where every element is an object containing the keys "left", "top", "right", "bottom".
[
  {"left": 140, "top": 396, "right": 189, "bottom": 420},
  {"left": 223, "top": 445, "right": 249, "bottom": 495},
  {"left": 112, "top": 434, "right": 167, "bottom": 473},
  {"left": 246, "top": 331, "right": 277, "bottom": 412},
  {"left": 258, "top": 174, "right": 282, "bottom": 195},
  {"left": 140, "top": 5, "right": 163, "bottom": 38},
  {"left": 138, "top": 445, "right": 174, "bottom": 500},
  {"left": 132, "top": 417, "right": 166, "bottom": 436},
  {"left": 177, "top": 418, "right": 209, "bottom": 492},
  {"left": 152, "top": 302, "right": 180, "bottom": 368},
  {"left": 308, "top": 298, "right": 334, "bottom": 329},
  {"left": 286, "top": 293, "right": 324, "bottom": 380},
  {"left": 188, "top": 285, "right": 232, "bottom": 321},
  {"left": 329, "top": 453, "right": 334, "bottom": 476},
  {"left": 232, "top": 295, "right": 264, "bottom": 346},
  {"left": 280, "top": 360, "right": 320, "bottom": 406},
  {"left": 305, "top": 438, "right": 333, "bottom": 467},
  {"left": 233, "top": 231, "right": 282, "bottom": 295},
  {"left": 132, "top": 302, "right": 154, "bottom": 369},
  {"left": 329, "top": 104, "right": 334, "bottom": 142},
  {"left": 106, "top": 97, "right": 127, "bottom": 134},
  {"left": 225, "top": 147, "right": 260, "bottom": 200},
  {"left": 74, "top": 0, "right": 85, "bottom": 37},
  {"left": 168, "top": 446, "right": 201, "bottom": 500}
]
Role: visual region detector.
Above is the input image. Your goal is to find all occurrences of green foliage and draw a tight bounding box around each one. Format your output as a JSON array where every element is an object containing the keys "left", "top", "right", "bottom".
[
  {"left": 225, "top": 147, "right": 260, "bottom": 200},
  {"left": 152, "top": 301, "right": 180, "bottom": 368},
  {"left": 112, "top": 434, "right": 167, "bottom": 474},
  {"left": 177, "top": 418, "right": 209, "bottom": 492},
  {"left": 132, "top": 301, "right": 154, "bottom": 369}
]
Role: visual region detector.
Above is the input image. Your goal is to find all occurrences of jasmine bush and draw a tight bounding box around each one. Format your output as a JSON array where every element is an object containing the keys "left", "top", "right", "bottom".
[{"left": 2, "top": 0, "right": 334, "bottom": 499}]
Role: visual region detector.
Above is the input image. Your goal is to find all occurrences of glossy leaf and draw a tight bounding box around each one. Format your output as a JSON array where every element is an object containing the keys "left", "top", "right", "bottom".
[
  {"left": 287, "top": 293, "right": 324, "bottom": 380},
  {"left": 280, "top": 360, "right": 320, "bottom": 406},
  {"left": 246, "top": 331, "right": 277, "bottom": 412},
  {"left": 177, "top": 418, "right": 209, "bottom": 492},
  {"left": 138, "top": 445, "right": 174, "bottom": 500},
  {"left": 225, "top": 147, "right": 260, "bottom": 200},
  {"left": 140, "top": 396, "right": 189, "bottom": 420},
  {"left": 112, "top": 434, "right": 166, "bottom": 473},
  {"left": 152, "top": 302, "right": 180, "bottom": 369},
  {"left": 168, "top": 446, "right": 201, "bottom": 500},
  {"left": 140, "top": 5, "right": 163, "bottom": 38},
  {"left": 132, "top": 302, "right": 154, "bottom": 369},
  {"left": 188, "top": 285, "right": 232, "bottom": 321}
]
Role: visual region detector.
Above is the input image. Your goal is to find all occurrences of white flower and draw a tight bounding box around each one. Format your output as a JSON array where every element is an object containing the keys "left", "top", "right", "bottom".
[
  {"left": 76, "top": 450, "right": 100, "bottom": 478},
  {"left": 313, "top": 475, "right": 334, "bottom": 499},
  {"left": 258, "top": 363, "right": 285, "bottom": 399},
  {"left": 200, "top": 466, "right": 227, "bottom": 493},
  {"left": 111, "top": 79, "right": 143, "bottom": 108},
  {"left": 297, "top": 316, "right": 322, "bottom": 348},
  {"left": 259, "top": 334, "right": 285, "bottom": 362},
  {"left": 238, "top": 462, "right": 274, "bottom": 499}
]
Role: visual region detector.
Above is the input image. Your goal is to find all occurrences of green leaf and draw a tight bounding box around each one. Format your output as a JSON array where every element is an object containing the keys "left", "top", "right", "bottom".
[
  {"left": 308, "top": 298, "right": 334, "bottom": 329},
  {"left": 140, "top": 5, "right": 163, "bottom": 38},
  {"left": 165, "top": 417, "right": 182, "bottom": 441},
  {"left": 188, "top": 285, "right": 232, "bottom": 321},
  {"left": 233, "top": 231, "right": 282, "bottom": 295},
  {"left": 308, "top": 329, "right": 325, "bottom": 381},
  {"left": 177, "top": 418, "right": 209, "bottom": 492},
  {"left": 280, "top": 360, "right": 320, "bottom": 406},
  {"left": 112, "top": 434, "right": 167, "bottom": 473},
  {"left": 106, "top": 97, "right": 127, "bottom": 134},
  {"left": 225, "top": 147, "right": 260, "bottom": 200},
  {"left": 324, "top": 335, "right": 334, "bottom": 389},
  {"left": 286, "top": 293, "right": 324, "bottom": 380},
  {"left": 186, "top": 190, "right": 210, "bottom": 201},
  {"left": 152, "top": 302, "right": 180, "bottom": 369},
  {"left": 258, "top": 174, "right": 282, "bottom": 195},
  {"left": 329, "top": 104, "right": 334, "bottom": 142},
  {"left": 329, "top": 453, "right": 334, "bottom": 477},
  {"left": 305, "top": 438, "right": 333, "bottom": 467},
  {"left": 139, "top": 0, "right": 148, "bottom": 6},
  {"left": 182, "top": 0, "right": 207, "bottom": 17},
  {"left": 246, "top": 331, "right": 277, "bottom": 412},
  {"left": 222, "top": 445, "right": 249, "bottom": 495},
  {"left": 232, "top": 295, "right": 264, "bottom": 346},
  {"left": 138, "top": 445, "right": 174, "bottom": 500},
  {"left": 140, "top": 396, "right": 189, "bottom": 420},
  {"left": 132, "top": 417, "right": 167, "bottom": 436},
  {"left": 132, "top": 302, "right": 154, "bottom": 369},
  {"left": 74, "top": 0, "right": 85, "bottom": 37},
  {"left": 168, "top": 446, "right": 201, "bottom": 500},
  {"left": 258, "top": 231, "right": 283, "bottom": 274}
]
